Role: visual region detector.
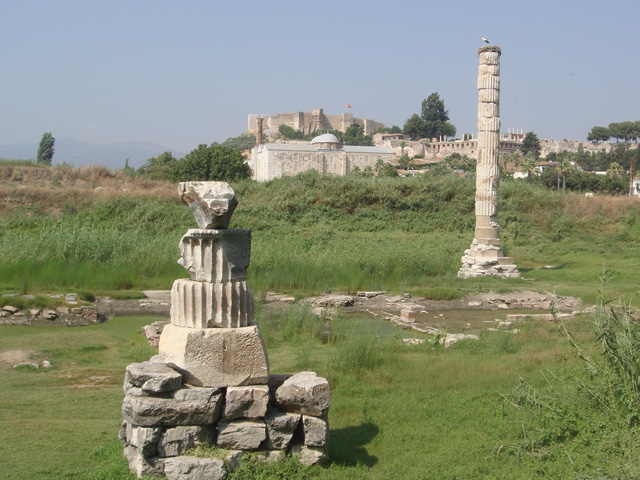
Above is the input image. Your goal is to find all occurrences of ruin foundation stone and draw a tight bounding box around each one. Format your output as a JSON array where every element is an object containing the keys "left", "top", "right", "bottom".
[
  {"left": 121, "top": 182, "right": 330, "bottom": 478},
  {"left": 458, "top": 46, "right": 520, "bottom": 279}
]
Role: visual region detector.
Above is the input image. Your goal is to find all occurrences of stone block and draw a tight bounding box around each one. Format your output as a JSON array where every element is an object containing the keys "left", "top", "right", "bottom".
[
  {"left": 264, "top": 410, "right": 300, "bottom": 449},
  {"left": 164, "top": 456, "right": 227, "bottom": 480},
  {"left": 400, "top": 304, "right": 421, "bottom": 323},
  {"left": 125, "top": 361, "right": 183, "bottom": 394},
  {"left": 267, "top": 374, "right": 292, "bottom": 407},
  {"left": 303, "top": 415, "right": 329, "bottom": 447},
  {"left": 127, "top": 423, "right": 162, "bottom": 456},
  {"left": 170, "top": 278, "right": 253, "bottom": 328},
  {"left": 177, "top": 228, "right": 251, "bottom": 283},
  {"left": 291, "top": 444, "right": 328, "bottom": 466},
  {"left": 251, "top": 449, "right": 286, "bottom": 463},
  {"left": 224, "top": 450, "right": 244, "bottom": 473},
  {"left": 217, "top": 419, "right": 266, "bottom": 450},
  {"left": 123, "top": 445, "right": 165, "bottom": 478},
  {"left": 122, "top": 386, "right": 223, "bottom": 427},
  {"left": 119, "top": 421, "right": 128, "bottom": 446},
  {"left": 275, "top": 371, "right": 330, "bottom": 417},
  {"left": 159, "top": 324, "right": 269, "bottom": 388},
  {"left": 223, "top": 385, "right": 269, "bottom": 420},
  {"left": 178, "top": 181, "right": 238, "bottom": 229},
  {"left": 477, "top": 74, "right": 500, "bottom": 90},
  {"left": 158, "top": 425, "right": 214, "bottom": 457}
]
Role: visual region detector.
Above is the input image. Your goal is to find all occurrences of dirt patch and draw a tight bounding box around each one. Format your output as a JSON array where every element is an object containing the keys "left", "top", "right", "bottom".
[{"left": 0, "top": 349, "right": 38, "bottom": 367}]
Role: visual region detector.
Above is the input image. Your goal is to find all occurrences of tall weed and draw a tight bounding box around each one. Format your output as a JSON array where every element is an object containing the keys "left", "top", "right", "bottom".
[{"left": 502, "top": 283, "right": 640, "bottom": 458}]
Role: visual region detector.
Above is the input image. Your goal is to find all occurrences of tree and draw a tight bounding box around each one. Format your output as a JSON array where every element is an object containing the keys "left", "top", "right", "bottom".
[
  {"left": 221, "top": 133, "right": 257, "bottom": 151},
  {"left": 620, "top": 121, "right": 637, "bottom": 143},
  {"left": 587, "top": 126, "right": 611, "bottom": 143},
  {"left": 377, "top": 162, "right": 398, "bottom": 177},
  {"left": 557, "top": 152, "right": 574, "bottom": 192},
  {"left": 403, "top": 114, "right": 427, "bottom": 141},
  {"left": 441, "top": 122, "right": 457, "bottom": 139},
  {"left": 520, "top": 132, "right": 541, "bottom": 159},
  {"left": 170, "top": 144, "right": 251, "bottom": 183},
  {"left": 445, "top": 153, "right": 476, "bottom": 173},
  {"left": 138, "top": 151, "right": 178, "bottom": 180},
  {"left": 37, "top": 132, "right": 55, "bottom": 165},
  {"left": 398, "top": 155, "right": 412, "bottom": 170},
  {"left": 607, "top": 162, "right": 624, "bottom": 177},
  {"left": 341, "top": 124, "right": 374, "bottom": 146},
  {"left": 521, "top": 152, "right": 537, "bottom": 184},
  {"left": 608, "top": 123, "right": 624, "bottom": 142},
  {"left": 421, "top": 92, "right": 455, "bottom": 139},
  {"left": 278, "top": 125, "right": 305, "bottom": 140}
]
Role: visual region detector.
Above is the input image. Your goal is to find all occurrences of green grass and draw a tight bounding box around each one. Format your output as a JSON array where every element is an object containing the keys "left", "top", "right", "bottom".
[
  {"left": 2, "top": 306, "right": 637, "bottom": 479},
  {"left": 0, "top": 317, "right": 156, "bottom": 480},
  {"left": 2, "top": 172, "right": 639, "bottom": 301},
  {"left": 0, "top": 158, "right": 35, "bottom": 166}
]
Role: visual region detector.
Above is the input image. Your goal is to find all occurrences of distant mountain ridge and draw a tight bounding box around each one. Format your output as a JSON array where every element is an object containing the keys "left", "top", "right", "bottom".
[{"left": 0, "top": 138, "right": 184, "bottom": 169}]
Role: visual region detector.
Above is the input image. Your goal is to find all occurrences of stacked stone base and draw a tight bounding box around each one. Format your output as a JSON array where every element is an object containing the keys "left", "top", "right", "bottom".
[
  {"left": 458, "top": 239, "right": 520, "bottom": 279},
  {"left": 120, "top": 360, "right": 329, "bottom": 479}
]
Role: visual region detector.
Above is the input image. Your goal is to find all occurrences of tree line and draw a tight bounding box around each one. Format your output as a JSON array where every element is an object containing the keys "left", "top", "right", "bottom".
[
  {"left": 498, "top": 134, "right": 636, "bottom": 194},
  {"left": 587, "top": 122, "right": 640, "bottom": 143}
]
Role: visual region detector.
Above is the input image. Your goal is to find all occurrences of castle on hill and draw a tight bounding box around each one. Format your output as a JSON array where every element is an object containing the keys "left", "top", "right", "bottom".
[{"left": 248, "top": 108, "right": 385, "bottom": 138}]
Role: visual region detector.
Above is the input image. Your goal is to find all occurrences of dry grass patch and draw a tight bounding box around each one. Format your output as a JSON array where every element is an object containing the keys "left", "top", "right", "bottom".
[
  {"left": 0, "top": 165, "right": 176, "bottom": 215},
  {"left": 0, "top": 349, "right": 39, "bottom": 368}
]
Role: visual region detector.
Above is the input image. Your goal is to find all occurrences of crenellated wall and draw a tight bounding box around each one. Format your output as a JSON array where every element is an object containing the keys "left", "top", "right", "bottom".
[{"left": 249, "top": 109, "right": 385, "bottom": 137}]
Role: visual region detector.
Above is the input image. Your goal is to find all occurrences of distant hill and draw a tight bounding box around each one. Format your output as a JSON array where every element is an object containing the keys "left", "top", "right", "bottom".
[{"left": 0, "top": 138, "right": 184, "bottom": 169}]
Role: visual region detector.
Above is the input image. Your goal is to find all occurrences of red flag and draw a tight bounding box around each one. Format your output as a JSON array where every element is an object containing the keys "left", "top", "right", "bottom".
[{"left": 346, "top": 104, "right": 351, "bottom": 108}]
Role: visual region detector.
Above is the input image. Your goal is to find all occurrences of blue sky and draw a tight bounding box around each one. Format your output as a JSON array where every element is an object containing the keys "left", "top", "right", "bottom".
[{"left": 2, "top": 0, "right": 638, "bottom": 153}]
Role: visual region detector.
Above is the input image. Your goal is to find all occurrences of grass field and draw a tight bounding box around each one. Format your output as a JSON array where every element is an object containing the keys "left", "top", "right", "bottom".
[
  {"left": 1, "top": 167, "right": 640, "bottom": 478},
  {"left": 1, "top": 302, "right": 640, "bottom": 479},
  {"left": 1, "top": 167, "right": 639, "bottom": 301}
]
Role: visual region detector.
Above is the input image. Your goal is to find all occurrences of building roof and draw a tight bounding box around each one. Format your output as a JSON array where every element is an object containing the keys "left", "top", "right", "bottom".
[
  {"left": 311, "top": 133, "right": 340, "bottom": 144},
  {"left": 259, "top": 143, "right": 392, "bottom": 154}
]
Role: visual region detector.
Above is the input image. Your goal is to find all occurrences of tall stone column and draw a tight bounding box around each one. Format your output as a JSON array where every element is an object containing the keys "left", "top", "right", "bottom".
[{"left": 458, "top": 46, "right": 520, "bottom": 279}]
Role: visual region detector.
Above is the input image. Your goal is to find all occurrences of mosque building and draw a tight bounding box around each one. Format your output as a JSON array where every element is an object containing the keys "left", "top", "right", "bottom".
[{"left": 249, "top": 132, "right": 395, "bottom": 182}]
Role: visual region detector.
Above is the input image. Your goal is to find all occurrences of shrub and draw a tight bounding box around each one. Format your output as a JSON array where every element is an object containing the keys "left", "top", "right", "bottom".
[{"left": 170, "top": 144, "right": 251, "bottom": 182}]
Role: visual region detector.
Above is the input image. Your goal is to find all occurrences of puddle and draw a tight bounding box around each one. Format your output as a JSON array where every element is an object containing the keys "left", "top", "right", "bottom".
[{"left": 413, "top": 308, "right": 549, "bottom": 333}]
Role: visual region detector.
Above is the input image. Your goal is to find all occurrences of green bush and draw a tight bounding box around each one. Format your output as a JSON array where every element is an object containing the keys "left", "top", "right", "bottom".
[{"left": 170, "top": 144, "right": 251, "bottom": 182}]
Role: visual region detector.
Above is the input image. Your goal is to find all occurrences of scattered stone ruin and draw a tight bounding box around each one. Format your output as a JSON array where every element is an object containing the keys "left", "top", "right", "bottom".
[
  {"left": 458, "top": 46, "right": 520, "bottom": 279},
  {"left": 120, "top": 182, "right": 330, "bottom": 479}
]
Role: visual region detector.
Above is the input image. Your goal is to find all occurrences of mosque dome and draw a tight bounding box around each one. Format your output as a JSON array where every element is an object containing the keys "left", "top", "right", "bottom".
[{"left": 311, "top": 133, "right": 340, "bottom": 145}]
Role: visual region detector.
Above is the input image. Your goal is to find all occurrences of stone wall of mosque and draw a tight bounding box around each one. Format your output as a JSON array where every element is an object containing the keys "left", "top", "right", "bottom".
[{"left": 250, "top": 147, "right": 395, "bottom": 182}]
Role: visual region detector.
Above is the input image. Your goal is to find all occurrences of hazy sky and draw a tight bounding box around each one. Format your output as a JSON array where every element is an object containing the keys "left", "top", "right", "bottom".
[{"left": 3, "top": 0, "right": 639, "bottom": 153}]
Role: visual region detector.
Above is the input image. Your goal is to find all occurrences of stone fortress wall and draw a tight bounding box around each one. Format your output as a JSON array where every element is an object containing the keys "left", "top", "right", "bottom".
[
  {"left": 248, "top": 109, "right": 630, "bottom": 162},
  {"left": 377, "top": 135, "right": 625, "bottom": 162},
  {"left": 248, "top": 108, "right": 386, "bottom": 137}
]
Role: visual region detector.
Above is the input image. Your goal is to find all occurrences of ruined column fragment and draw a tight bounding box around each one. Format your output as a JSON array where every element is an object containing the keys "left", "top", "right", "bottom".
[{"left": 159, "top": 182, "right": 268, "bottom": 386}]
